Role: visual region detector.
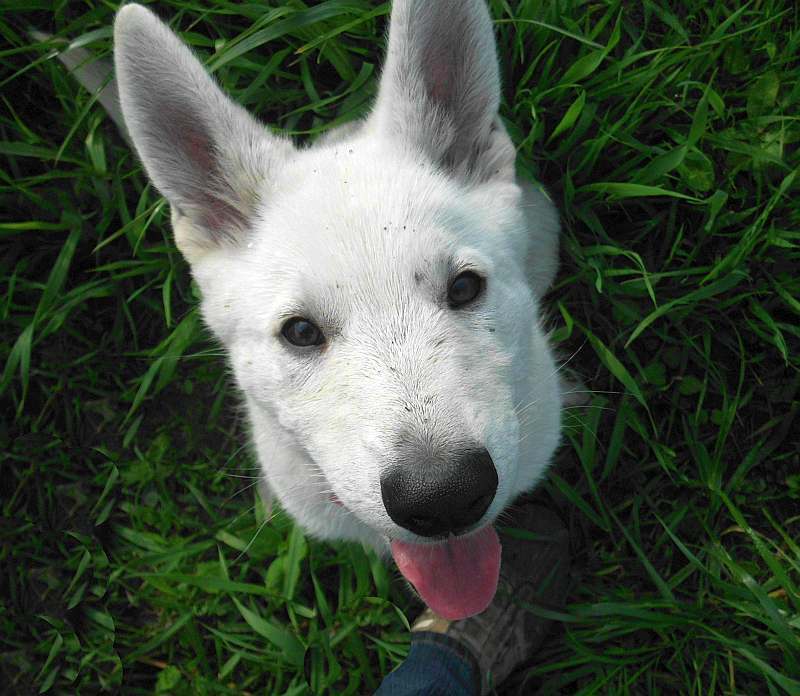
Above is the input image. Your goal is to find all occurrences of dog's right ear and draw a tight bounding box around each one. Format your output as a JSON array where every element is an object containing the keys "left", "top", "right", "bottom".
[{"left": 114, "top": 4, "right": 293, "bottom": 263}]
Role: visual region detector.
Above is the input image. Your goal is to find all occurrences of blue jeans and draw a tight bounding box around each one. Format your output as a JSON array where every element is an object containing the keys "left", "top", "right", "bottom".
[{"left": 375, "top": 631, "right": 480, "bottom": 696}]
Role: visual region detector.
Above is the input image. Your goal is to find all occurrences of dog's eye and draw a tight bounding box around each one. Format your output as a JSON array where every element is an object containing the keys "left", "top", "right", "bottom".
[
  {"left": 447, "top": 271, "right": 484, "bottom": 308},
  {"left": 281, "top": 317, "right": 325, "bottom": 347}
]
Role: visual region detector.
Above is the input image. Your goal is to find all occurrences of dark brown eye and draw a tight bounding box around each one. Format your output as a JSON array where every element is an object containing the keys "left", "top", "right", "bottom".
[
  {"left": 281, "top": 317, "right": 325, "bottom": 347},
  {"left": 448, "top": 271, "right": 484, "bottom": 308}
]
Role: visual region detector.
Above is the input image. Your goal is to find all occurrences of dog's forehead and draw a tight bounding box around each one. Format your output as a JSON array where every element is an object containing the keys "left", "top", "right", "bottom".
[{"left": 253, "top": 144, "right": 471, "bottom": 276}]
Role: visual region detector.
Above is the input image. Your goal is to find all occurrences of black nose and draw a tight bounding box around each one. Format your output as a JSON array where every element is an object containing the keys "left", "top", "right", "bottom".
[{"left": 380, "top": 449, "right": 498, "bottom": 537}]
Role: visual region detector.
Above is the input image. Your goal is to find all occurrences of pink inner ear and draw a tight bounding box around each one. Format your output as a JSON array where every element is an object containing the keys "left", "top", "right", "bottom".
[
  {"left": 161, "top": 101, "right": 215, "bottom": 172},
  {"left": 427, "top": 61, "right": 450, "bottom": 101},
  {"left": 183, "top": 132, "right": 238, "bottom": 233},
  {"left": 157, "top": 104, "right": 248, "bottom": 237},
  {"left": 183, "top": 127, "right": 214, "bottom": 172},
  {"left": 168, "top": 111, "right": 245, "bottom": 234},
  {"left": 201, "top": 200, "right": 227, "bottom": 233},
  {"left": 423, "top": 38, "right": 459, "bottom": 107},
  {"left": 200, "top": 196, "right": 244, "bottom": 236}
]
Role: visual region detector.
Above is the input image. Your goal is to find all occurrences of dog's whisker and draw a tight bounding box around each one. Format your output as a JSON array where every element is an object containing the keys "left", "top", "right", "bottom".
[
  {"left": 220, "top": 502, "right": 259, "bottom": 529},
  {"left": 218, "top": 441, "right": 254, "bottom": 471},
  {"left": 257, "top": 482, "right": 338, "bottom": 503},
  {"left": 551, "top": 339, "right": 588, "bottom": 378},
  {"left": 510, "top": 342, "right": 591, "bottom": 420},
  {"left": 234, "top": 492, "right": 339, "bottom": 545},
  {"left": 229, "top": 490, "right": 342, "bottom": 560},
  {"left": 561, "top": 404, "right": 616, "bottom": 412},
  {"left": 561, "top": 388, "right": 622, "bottom": 396},
  {"left": 559, "top": 414, "right": 602, "bottom": 445},
  {"left": 224, "top": 488, "right": 338, "bottom": 533},
  {"left": 233, "top": 514, "right": 273, "bottom": 563},
  {"left": 221, "top": 480, "right": 263, "bottom": 506},
  {"left": 258, "top": 470, "right": 329, "bottom": 480},
  {"left": 221, "top": 463, "right": 263, "bottom": 472}
]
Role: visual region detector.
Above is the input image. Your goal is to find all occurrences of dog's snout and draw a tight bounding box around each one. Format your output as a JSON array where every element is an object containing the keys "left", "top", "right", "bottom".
[{"left": 380, "top": 449, "right": 498, "bottom": 537}]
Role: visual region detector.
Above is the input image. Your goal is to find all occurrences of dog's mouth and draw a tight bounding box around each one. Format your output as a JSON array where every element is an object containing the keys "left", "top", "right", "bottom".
[
  {"left": 390, "top": 525, "right": 500, "bottom": 620},
  {"left": 328, "top": 491, "right": 500, "bottom": 619}
]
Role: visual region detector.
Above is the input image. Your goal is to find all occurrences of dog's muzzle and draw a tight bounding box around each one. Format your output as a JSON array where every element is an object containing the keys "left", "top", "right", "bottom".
[{"left": 380, "top": 449, "right": 498, "bottom": 537}]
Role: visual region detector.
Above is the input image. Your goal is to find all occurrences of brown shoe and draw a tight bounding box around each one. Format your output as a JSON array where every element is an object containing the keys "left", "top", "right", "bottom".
[{"left": 412, "top": 504, "right": 570, "bottom": 694}]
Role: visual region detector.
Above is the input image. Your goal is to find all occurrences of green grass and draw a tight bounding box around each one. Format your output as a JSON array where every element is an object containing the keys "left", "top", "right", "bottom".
[{"left": 2, "top": 1, "right": 799, "bottom": 693}]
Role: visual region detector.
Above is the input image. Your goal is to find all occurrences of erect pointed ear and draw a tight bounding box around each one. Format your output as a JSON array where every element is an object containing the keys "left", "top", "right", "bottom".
[
  {"left": 114, "top": 4, "right": 294, "bottom": 262},
  {"left": 369, "top": 0, "right": 514, "bottom": 182}
]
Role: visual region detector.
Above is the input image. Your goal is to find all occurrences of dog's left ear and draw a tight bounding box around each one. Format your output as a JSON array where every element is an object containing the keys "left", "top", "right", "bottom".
[{"left": 370, "top": 0, "right": 514, "bottom": 182}]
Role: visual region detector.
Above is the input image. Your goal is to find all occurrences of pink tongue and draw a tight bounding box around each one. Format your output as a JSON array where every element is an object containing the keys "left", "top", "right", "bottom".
[{"left": 391, "top": 526, "right": 501, "bottom": 621}]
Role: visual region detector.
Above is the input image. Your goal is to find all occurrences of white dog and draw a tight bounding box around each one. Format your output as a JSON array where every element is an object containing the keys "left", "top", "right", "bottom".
[{"left": 69, "top": 0, "right": 565, "bottom": 621}]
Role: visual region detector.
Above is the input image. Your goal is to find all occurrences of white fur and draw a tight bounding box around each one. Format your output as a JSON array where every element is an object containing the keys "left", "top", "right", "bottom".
[{"left": 113, "top": 1, "right": 563, "bottom": 556}]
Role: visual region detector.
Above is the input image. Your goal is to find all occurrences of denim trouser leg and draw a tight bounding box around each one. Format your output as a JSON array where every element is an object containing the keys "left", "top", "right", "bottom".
[{"left": 375, "top": 631, "right": 480, "bottom": 696}]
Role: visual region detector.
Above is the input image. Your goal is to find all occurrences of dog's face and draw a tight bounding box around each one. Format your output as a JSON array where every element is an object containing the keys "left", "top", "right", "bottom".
[
  {"left": 206, "top": 147, "right": 561, "bottom": 532},
  {"left": 115, "top": 0, "right": 562, "bottom": 620}
]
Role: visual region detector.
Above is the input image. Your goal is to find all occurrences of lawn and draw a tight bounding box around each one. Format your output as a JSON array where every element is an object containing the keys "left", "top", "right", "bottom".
[{"left": 1, "top": 1, "right": 798, "bottom": 694}]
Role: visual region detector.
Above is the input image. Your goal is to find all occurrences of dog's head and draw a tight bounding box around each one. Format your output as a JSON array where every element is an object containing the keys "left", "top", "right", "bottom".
[{"left": 115, "top": 0, "right": 562, "bottom": 619}]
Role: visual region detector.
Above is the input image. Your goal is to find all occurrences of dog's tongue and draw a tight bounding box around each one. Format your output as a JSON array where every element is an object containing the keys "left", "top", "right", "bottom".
[{"left": 391, "top": 526, "right": 500, "bottom": 621}]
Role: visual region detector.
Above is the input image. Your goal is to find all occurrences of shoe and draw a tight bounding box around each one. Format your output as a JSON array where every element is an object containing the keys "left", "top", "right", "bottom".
[{"left": 412, "top": 504, "right": 570, "bottom": 694}]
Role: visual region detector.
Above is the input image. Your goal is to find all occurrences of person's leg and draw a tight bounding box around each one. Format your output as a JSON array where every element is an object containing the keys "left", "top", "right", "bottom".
[
  {"left": 375, "top": 631, "right": 479, "bottom": 696},
  {"left": 375, "top": 504, "right": 569, "bottom": 696}
]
